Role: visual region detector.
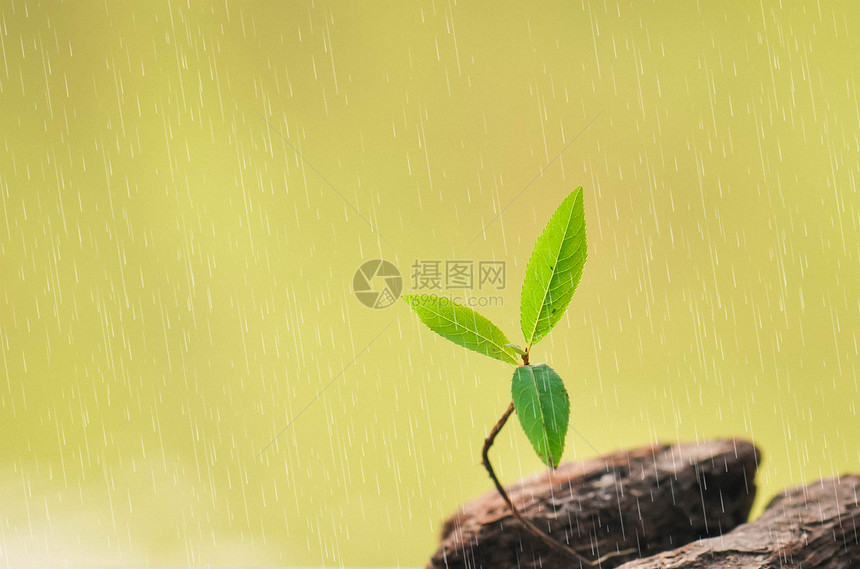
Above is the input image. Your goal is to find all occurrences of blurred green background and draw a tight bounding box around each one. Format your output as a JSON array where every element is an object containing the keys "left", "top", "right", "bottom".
[{"left": 1, "top": 1, "right": 858, "bottom": 567}]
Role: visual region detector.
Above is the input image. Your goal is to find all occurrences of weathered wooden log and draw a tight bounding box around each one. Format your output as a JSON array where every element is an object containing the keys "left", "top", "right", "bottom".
[
  {"left": 428, "top": 439, "right": 760, "bottom": 569},
  {"left": 619, "top": 475, "right": 860, "bottom": 569}
]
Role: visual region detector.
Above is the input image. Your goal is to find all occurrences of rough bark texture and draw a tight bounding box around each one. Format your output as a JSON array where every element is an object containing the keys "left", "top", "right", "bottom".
[
  {"left": 619, "top": 475, "right": 860, "bottom": 569},
  {"left": 428, "top": 439, "right": 760, "bottom": 569}
]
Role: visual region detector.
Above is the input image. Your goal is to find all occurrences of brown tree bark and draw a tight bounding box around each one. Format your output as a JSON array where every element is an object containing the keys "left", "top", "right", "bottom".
[
  {"left": 428, "top": 439, "right": 760, "bottom": 569},
  {"left": 619, "top": 474, "right": 860, "bottom": 569}
]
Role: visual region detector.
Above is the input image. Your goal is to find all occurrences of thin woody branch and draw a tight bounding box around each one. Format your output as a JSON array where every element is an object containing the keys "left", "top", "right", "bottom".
[{"left": 481, "top": 401, "right": 632, "bottom": 567}]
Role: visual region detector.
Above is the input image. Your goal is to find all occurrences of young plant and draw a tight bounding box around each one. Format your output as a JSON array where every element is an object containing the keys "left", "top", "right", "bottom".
[{"left": 404, "top": 188, "right": 629, "bottom": 565}]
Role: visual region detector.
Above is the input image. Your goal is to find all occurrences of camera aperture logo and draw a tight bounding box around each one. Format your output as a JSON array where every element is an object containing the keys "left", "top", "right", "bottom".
[{"left": 353, "top": 260, "right": 403, "bottom": 309}]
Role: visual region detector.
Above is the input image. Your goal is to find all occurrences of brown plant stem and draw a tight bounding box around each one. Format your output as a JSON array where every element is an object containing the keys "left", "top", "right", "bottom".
[{"left": 481, "top": 400, "right": 634, "bottom": 567}]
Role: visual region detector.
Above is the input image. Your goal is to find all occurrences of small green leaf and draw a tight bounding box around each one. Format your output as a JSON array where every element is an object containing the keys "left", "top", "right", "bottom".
[
  {"left": 511, "top": 363, "right": 569, "bottom": 467},
  {"left": 403, "top": 295, "right": 519, "bottom": 365},
  {"left": 520, "top": 188, "right": 588, "bottom": 347},
  {"left": 505, "top": 343, "right": 528, "bottom": 356}
]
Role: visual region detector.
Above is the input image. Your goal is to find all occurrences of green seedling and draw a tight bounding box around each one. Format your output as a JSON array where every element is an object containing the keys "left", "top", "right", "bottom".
[
  {"left": 405, "top": 188, "right": 586, "bottom": 467},
  {"left": 404, "top": 188, "right": 631, "bottom": 565}
]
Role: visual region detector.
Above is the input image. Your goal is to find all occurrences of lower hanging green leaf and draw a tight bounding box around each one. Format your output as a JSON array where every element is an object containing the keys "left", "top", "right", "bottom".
[{"left": 511, "top": 363, "right": 570, "bottom": 468}]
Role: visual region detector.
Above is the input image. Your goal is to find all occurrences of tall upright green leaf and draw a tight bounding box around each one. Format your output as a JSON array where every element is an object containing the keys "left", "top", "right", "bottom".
[
  {"left": 511, "top": 363, "right": 569, "bottom": 467},
  {"left": 403, "top": 295, "right": 519, "bottom": 365},
  {"left": 520, "top": 188, "right": 588, "bottom": 347}
]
